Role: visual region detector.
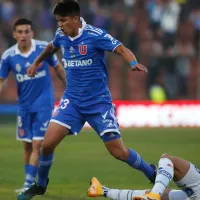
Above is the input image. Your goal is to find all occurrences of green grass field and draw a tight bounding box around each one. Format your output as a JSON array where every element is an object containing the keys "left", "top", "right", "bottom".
[{"left": 0, "top": 125, "right": 199, "bottom": 200}]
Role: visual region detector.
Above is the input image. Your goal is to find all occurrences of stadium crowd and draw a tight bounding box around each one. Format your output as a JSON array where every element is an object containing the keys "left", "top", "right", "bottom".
[{"left": 1, "top": 0, "right": 200, "bottom": 101}]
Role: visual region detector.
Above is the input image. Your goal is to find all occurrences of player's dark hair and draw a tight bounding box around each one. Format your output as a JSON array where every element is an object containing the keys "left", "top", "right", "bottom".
[
  {"left": 13, "top": 18, "right": 33, "bottom": 30},
  {"left": 53, "top": 0, "right": 80, "bottom": 17}
]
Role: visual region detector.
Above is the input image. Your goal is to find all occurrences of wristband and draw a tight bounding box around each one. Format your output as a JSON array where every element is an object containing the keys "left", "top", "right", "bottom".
[{"left": 130, "top": 60, "right": 138, "bottom": 68}]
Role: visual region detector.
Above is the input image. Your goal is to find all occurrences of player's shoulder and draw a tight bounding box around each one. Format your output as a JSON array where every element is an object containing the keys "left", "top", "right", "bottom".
[
  {"left": 55, "top": 28, "right": 65, "bottom": 37},
  {"left": 1, "top": 45, "right": 17, "bottom": 60},
  {"left": 84, "top": 24, "right": 106, "bottom": 37},
  {"left": 34, "top": 39, "right": 49, "bottom": 49},
  {"left": 35, "top": 39, "right": 48, "bottom": 46}
]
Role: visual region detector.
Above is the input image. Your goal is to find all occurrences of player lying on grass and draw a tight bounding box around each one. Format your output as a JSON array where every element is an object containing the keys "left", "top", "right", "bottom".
[{"left": 88, "top": 153, "right": 200, "bottom": 200}]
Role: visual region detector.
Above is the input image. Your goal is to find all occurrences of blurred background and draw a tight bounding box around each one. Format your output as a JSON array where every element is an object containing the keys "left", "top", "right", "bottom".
[
  {"left": 1, "top": 0, "right": 200, "bottom": 103},
  {"left": 0, "top": 2, "right": 200, "bottom": 199}
]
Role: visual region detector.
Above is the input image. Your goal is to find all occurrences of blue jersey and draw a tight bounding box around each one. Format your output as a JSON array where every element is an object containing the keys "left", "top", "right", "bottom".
[
  {"left": 0, "top": 39, "right": 58, "bottom": 112},
  {"left": 52, "top": 18, "right": 122, "bottom": 107}
]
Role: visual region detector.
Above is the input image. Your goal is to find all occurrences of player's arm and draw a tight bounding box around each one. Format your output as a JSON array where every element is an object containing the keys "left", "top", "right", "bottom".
[
  {"left": 54, "top": 62, "right": 66, "bottom": 86},
  {"left": 114, "top": 45, "right": 147, "bottom": 72},
  {"left": 95, "top": 30, "right": 147, "bottom": 72},
  {"left": 0, "top": 78, "right": 6, "bottom": 94},
  {"left": 27, "top": 43, "right": 59, "bottom": 77},
  {"left": 0, "top": 53, "right": 11, "bottom": 94},
  {"left": 35, "top": 42, "right": 58, "bottom": 66},
  {"left": 46, "top": 49, "right": 66, "bottom": 86}
]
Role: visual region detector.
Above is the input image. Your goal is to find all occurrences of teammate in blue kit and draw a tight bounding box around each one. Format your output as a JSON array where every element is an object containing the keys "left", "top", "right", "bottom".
[
  {"left": 18, "top": 1, "right": 155, "bottom": 199},
  {"left": 0, "top": 18, "right": 66, "bottom": 193}
]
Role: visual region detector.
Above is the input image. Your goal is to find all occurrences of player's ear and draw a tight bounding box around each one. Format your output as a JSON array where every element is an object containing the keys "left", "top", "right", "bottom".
[
  {"left": 13, "top": 31, "right": 17, "bottom": 39},
  {"left": 31, "top": 31, "right": 34, "bottom": 38},
  {"left": 73, "top": 16, "right": 79, "bottom": 24}
]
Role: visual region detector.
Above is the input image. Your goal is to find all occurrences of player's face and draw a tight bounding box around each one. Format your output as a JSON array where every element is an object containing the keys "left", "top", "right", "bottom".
[
  {"left": 13, "top": 25, "right": 34, "bottom": 48},
  {"left": 56, "top": 15, "right": 78, "bottom": 36}
]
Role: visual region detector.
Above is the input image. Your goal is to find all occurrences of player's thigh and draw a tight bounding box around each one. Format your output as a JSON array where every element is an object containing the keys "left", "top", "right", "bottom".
[
  {"left": 41, "top": 121, "right": 69, "bottom": 151},
  {"left": 16, "top": 110, "right": 32, "bottom": 143},
  {"left": 32, "top": 109, "right": 53, "bottom": 141},
  {"left": 165, "top": 189, "right": 188, "bottom": 200},
  {"left": 41, "top": 97, "right": 86, "bottom": 151},
  {"left": 86, "top": 103, "right": 120, "bottom": 139},
  {"left": 175, "top": 164, "right": 200, "bottom": 199},
  {"left": 51, "top": 97, "right": 85, "bottom": 136},
  {"left": 86, "top": 104, "right": 128, "bottom": 160}
]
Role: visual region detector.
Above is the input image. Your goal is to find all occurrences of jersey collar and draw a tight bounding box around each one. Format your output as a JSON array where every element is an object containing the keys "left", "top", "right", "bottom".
[
  {"left": 68, "top": 18, "right": 86, "bottom": 41},
  {"left": 15, "top": 39, "right": 36, "bottom": 58}
]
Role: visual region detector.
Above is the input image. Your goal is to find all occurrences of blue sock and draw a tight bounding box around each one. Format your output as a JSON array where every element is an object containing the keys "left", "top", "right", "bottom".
[
  {"left": 24, "top": 164, "right": 29, "bottom": 175},
  {"left": 126, "top": 149, "right": 154, "bottom": 180},
  {"left": 37, "top": 153, "right": 54, "bottom": 188},
  {"left": 24, "top": 164, "right": 38, "bottom": 188}
]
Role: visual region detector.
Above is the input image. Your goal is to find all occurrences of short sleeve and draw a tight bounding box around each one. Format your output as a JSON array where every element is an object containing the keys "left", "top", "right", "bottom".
[
  {"left": 95, "top": 30, "right": 122, "bottom": 52},
  {"left": 51, "top": 28, "right": 62, "bottom": 48},
  {"left": 0, "top": 53, "right": 11, "bottom": 79},
  {"left": 46, "top": 54, "right": 59, "bottom": 68}
]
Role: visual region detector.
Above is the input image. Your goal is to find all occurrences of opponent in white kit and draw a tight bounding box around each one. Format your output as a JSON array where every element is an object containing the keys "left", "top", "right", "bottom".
[{"left": 88, "top": 153, "right": 200, "bottom": 200}]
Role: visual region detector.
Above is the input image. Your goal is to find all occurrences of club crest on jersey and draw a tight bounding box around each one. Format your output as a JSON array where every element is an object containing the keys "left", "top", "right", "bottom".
[
  {"left": 79, "top": 44, "right": 87, "bottom": 55},
  {"left": 15, "top": 64, "right": 21, "bottom": 72},
  {"left": 19, "top": 128, "right": 24, "bottom": 137},
  {"left": 52, "top": 107, "right": 59, "bottom": 117}
]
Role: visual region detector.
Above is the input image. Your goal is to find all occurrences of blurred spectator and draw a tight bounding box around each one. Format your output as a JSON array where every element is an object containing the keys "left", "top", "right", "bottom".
[
  {"left": 1, "top": 0, "right": 16, "bottom": 22},
  {"left": 0, "top": 0, "right": 200, "bottom": 101}
]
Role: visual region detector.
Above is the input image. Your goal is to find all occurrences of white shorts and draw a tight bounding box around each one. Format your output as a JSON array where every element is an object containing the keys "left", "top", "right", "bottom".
[{"left": 176, "top": 163, "right": 200, "bottom": 200}]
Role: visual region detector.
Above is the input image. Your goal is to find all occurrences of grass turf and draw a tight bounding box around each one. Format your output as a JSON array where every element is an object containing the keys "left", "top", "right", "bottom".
[{"left": 0, "top": 125, "right": 199, "bottom": 199}]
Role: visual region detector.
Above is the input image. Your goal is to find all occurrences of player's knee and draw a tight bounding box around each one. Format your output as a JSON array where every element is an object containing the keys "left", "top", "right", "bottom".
[
  {"left": 32, "top": 140, "right": 42, "bottom": 153},
  {"left": 161, "top": 153, "right": 173, "bottom": 159},
  {"left": 40, "top": 143, "right": 55, "bottom": 156},
  {"left": 161, "top": 153, "right": 175, "bottom": 164},
  {"left": 40, "top": 146, "right": 54, "bottom": 156}
]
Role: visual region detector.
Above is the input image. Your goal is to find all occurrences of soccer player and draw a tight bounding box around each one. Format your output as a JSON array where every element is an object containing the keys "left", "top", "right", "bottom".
[
  {"left": 0, "top": 18, "right": 66, "bottom": 192},
  {"left": 17, "top": 1, "right": 156, "bottom": 199},
  {"left": 87, "top": 153, "right": 200, "bottom": 200}
]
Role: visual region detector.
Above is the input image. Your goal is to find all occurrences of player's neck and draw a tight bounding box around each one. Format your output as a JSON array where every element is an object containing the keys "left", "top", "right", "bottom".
[
  {"left": 71, "top": 22, "right": 82, "bottom": 37},
  {"left": 18, "top": 41, "right": 32, "bottom": 54}
]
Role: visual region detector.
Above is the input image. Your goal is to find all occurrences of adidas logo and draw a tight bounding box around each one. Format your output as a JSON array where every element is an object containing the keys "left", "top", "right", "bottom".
[
  {"left": 25, "top": 62, "right": 31, "bottom": 68},
  {"left": 69, "top": 46, "right": 75, "bottom": 53},
  {"left": 107, "top": 121, "right": 113, "bottom": 127},
  {"left": 109, "top": 133, "right": 115, "bottom": 137}
]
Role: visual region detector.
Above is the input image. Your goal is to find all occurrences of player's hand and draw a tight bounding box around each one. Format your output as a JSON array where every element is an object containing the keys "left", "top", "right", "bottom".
[
  {"left": 131, "top": 63, "right": 148, "bottom": 73},
  {"left": 27, "top": 63, "right": 38, "bottom": 77}
]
